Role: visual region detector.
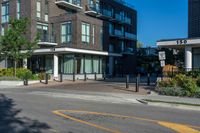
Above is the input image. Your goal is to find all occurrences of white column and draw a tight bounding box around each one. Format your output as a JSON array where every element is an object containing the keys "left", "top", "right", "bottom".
[
  {"left": 23, "top": 58, "right": 28, "bottom": 69},
  {"left": 185, "top": 46, "right": 192, "bottom": 71},
  {"left": 54, "top": 54, "right": 59, "bottom": 80}
]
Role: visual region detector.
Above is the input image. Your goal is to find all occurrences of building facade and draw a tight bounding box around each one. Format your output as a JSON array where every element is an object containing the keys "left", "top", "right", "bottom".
[
  {"left": 189, "top": 0, "right": 200, "bottom": 38},
  {"left": 0, "top": 0, "right": 137, "bottom": 79},
  {"left": 157, "top": 0, "right": 200, "bottom": 70}
]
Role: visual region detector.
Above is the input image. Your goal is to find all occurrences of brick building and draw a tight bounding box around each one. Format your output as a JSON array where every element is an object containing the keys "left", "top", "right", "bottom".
[{"left": 0, "top": 0, "right": 137, "bottom": 79}]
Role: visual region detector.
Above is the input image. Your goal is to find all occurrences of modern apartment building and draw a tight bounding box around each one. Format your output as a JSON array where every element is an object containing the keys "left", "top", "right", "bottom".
[
  {"left": 0, "top": 0, "right": 137, "bottom": 79},
  {"left": 189, "top": 0, "right": 200, "bottom": 38}
]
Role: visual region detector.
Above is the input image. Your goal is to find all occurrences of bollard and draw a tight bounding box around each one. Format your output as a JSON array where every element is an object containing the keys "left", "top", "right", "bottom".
[
  {"left": 147, "top": 73, "right": 150, "bottom": 86},
  {"left": 94, "top": 72, "right": 97, "bottom": 81},
  {"left": 60, "top": 73, "right": 63, "bottom": 82},
  {"left": 84, "top": 73, "right": 87, "bottom": 81},
  {"left": 136, "top": 75, "right": 140, "bottom": 92},
  {"left": 103, "top": 72, "right": 106, "bottom": 80},
  {"left": 73, "top": 72, "right": 75, "bottom": 82},
  {"left": 126, "top": 75, "right": 129, "bottom": 89},
  {"left": 24, "top": 77, "right": 28, "bottom": 86},
  {"left": 45, "top": 73, "right": 48, "bottom": 84}
]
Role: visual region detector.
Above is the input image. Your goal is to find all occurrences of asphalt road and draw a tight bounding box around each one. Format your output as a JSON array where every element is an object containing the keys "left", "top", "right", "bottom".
[{"left": 0, "top": 86, "right": 200, "bottom": 133}]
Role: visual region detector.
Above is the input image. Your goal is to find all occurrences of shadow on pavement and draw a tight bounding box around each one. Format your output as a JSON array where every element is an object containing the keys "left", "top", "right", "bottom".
[{"left": 0, "top": 94, "right": 50, "bottom": 133}]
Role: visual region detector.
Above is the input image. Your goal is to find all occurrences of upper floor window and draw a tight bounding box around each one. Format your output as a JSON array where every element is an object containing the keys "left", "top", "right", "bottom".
[
  {"left": 92, "top": 25, "right": 95, "bottom": 45},
  {"left": 17, "top": 0, "right": 21, "bottom": 19},
  {"left": 1, "top": 2, "right": 9, "bottom": 23},
  {"left": 61, "top": 22, "right": 72, "bottom": 44},
  {"left": 45, "top": 0, "right": 49, "bottom": 22},
  {"left": 36, "top": 0, "right": 41, "bottom": 19},
  {"left": 81, "top": 22, "right": 90, "bottom": 44}
]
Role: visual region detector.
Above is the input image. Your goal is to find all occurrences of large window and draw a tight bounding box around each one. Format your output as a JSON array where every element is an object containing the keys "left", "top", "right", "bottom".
[
  {"left": 1, "top": 2, "right": 9, "bottom": 23},
  {"left": 63, "top": 55, "right": 74, "bottom": 74},
  {"left": 81, "top": 22, "right": 90, "bottom": 44},
  {"left": 61, "top": 22, "right": 72, "bottom": 44},
  {"left": 36, "top": 0, "right": 41, "bottom": 19},
  {"left": 17, "top": 0, "right": 21, "bottom": 19},
  {"left": 37, "top": 23, "right": 48, "bottom": 42}
]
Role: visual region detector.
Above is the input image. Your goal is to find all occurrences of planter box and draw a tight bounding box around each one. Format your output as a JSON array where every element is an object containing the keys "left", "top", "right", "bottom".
[{"left": 0, "top": 80, "right": 40, "bottom": 86}]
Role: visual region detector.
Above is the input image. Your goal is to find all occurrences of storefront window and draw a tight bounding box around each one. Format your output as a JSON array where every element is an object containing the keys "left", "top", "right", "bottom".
[{"left": 45, "top": 56, "right": 53, "bottom": 74}]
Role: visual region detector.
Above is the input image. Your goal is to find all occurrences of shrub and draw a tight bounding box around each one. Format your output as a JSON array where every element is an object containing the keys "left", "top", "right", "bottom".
[
  {"left": 38, "top": 72, "right": 51, "bottom": 80},
  {"left": 157, "top": 87, "right": 184, "bottom": 97},
  {"left": 16, "top": 68, "right": 32, "bottom": 80}
]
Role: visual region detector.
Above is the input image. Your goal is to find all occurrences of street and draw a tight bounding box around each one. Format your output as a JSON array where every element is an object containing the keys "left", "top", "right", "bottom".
[{"left": 0, "top": 83, "right": 200, "bottom": 133}]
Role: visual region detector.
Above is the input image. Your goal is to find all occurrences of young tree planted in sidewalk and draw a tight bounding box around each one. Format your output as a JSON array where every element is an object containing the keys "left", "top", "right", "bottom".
[{"left": 0, "top": 18, "right": 39, "bottom": 77}]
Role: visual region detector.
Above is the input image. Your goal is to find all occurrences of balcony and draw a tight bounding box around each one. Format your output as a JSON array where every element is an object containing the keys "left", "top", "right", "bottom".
[
  {"left": 38, "top": 34, "right": 57, "bottom": 46},
  {"left": 110, "top": 29, "right": 124, "bottom": 39},
  {"left": 97, "top": 9, "right": 113, "bottom": 20},
  {"left": 55, "top": 0, "right": 82, "bottom": 11},
  {"left": 125, "top": 32, "right": 137, "bottom": 40},
  {"left": 85, "top": 4, "right": 99, "bottom": 16}
]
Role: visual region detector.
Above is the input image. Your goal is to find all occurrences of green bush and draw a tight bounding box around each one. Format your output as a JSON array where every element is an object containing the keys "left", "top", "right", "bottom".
[
  {"left": 157, "top": 74, "right": 200, "bottom": 98},
  {"left": 16, "top": 68, "right": 32, "bottom": 79},
  {"left": 0, "top": 68, "right": 39, "bottom": 80},
  {"left": 157, "top": 87, "right": 184, "bottom": 97}
]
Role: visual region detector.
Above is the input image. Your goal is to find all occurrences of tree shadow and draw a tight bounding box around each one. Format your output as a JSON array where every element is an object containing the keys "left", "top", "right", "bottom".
[{"left": 0, "top": 94, "right": 50, "bottom": 133}]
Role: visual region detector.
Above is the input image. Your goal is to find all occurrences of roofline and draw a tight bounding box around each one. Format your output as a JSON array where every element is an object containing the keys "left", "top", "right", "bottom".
[{"left": 157, "top": 37, "right": 200, "bottom": 42}]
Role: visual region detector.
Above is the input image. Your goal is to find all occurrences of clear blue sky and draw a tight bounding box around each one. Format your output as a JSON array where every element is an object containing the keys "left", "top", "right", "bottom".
[{"left": 126, "top": 0, "right": 188, "bottom": 47}]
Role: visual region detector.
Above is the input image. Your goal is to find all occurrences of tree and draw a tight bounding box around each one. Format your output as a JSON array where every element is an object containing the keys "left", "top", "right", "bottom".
[
  {"left": 137, "top": 41, "right": 144, "bottom": 48},
  {"left": 0, "top": 18, "right": 39, "bottom": 77}
]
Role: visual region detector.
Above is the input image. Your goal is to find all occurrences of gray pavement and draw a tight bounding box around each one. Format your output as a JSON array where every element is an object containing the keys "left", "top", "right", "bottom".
[{"left": 0, "top": 83, "right": 200, "bottom": 133}]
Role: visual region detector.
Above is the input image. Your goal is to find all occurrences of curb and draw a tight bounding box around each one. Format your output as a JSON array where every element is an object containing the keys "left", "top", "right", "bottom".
[{"left": 137, "top": 99, "right": 200, "bottom": 111}]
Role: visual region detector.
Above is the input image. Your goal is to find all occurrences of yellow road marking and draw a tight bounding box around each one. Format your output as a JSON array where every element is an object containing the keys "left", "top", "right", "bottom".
[
  {"left": 158, "top": 122, "right": 200, "bottom": 133},
  {"left": 53, "top": 110, "right": 122, "bottom": 133},
  {"left": 52, "top": 110, "right": 200, "bottom": 133}
]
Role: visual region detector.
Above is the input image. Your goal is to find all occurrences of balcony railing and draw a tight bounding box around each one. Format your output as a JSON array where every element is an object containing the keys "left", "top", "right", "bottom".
[
  {"left": 55, "top": 0, "right": 82, "bottom": 11},
  {"left": 38, "top": 34, "right": 57, "bottom": 46},
  {"left": 85, "top": 4, "right": 100, "bottom": 16},
  {"left": 125, "top": 32, "right": 137, "bottom": 40}
]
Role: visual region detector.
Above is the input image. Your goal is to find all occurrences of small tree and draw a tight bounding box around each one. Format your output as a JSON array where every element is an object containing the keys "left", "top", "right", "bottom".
[{"left": 0, "top": 18, "right": 39, "bottom": 77}]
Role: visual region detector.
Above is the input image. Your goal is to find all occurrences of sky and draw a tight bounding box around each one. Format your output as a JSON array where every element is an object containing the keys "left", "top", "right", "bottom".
[{"left": 126, "top": 0, "right": 188, "bottom": 47}]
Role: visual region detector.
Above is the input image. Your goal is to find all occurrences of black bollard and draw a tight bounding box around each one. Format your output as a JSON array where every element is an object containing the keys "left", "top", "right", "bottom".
[
  {"left": 103, "top": 72, "right": 106, "bottom": 80},
  {"left": 73, "top": 72, "right": 75, "bottom": 82},
  {"left": 84, "top": 73, "right": 87, "bottom": 81},
  {"left": 45, "top": 73, "right": 48, "bottom": 84},
  {"left": 126, "top": 75, "right": 129, "bottom": 89},
  {"left": 60, "top": 73, "right": 63, "bottom": 82},
  {"left": 136, "top": 75, "right": 140, "bottom": 92},
  {"left": 147, "top": 73, "right": 150, "bottom": 86},
  {"left": 95, "top": 72, "right": 97, "bottom": 80},
  {"left": 24, "top": 77, "right": 28, "bottom": 86}
]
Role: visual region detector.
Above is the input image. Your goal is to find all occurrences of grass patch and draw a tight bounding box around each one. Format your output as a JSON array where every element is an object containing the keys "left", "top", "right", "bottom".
[{"left": 144, "top": 99, "right": 200, "bottom": 107}]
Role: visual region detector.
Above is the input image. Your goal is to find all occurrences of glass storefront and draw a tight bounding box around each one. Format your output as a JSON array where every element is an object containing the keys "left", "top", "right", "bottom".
[
  {"left": 28, "top": 54, "right": 105, "bottom": 75},
  {"left": 61, "top": 54, "right": 105, "bottom": 74}
]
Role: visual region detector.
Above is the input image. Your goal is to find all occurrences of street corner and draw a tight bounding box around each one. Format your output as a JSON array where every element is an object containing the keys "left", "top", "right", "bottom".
[{"left": 52, "top": 110, "right": 200, "bottom": 133}]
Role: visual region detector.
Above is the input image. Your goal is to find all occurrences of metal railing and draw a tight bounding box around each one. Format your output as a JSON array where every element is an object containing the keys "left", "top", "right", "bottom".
[
  {"left": 56, "top": 0, "right": 81, "bottom": 6},
  {"left": 39, "top": 34, "right": 56, "bottom": 43}
]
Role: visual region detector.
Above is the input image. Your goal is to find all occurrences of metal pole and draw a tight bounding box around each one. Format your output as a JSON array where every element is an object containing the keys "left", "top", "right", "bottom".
[
  {"left": 126, "top": 75, "right": 129, "bottom": 89},
  {"left": 60, "top": 73, "right": 63, "bottom": 82},
  {"left": 24, "top": 77, "right": 28, "bottom": 86},
  {"left": 136, "top": 75, "right": 139, "bottom": 92},
  {"left": 73, "top": 72, "right": 75, "bottom": 82},
  {"left": 103, "top": 72, "right": 106, "bottom": 80},
  {"left": 45, "top": 73, "right": 48, "bottom": 84},
  {"left": 95, "top": 72, "right": 97, "bottom": 81},
  {"left": 147, "top": 73, "right": 150, "bottom": 86},
  {"left": 84, "top": 73, "right": 87, "bottom": 81}
]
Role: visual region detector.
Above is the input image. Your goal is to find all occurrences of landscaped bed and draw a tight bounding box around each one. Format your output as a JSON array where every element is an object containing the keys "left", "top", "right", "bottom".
[{"left": 156, "top": 73, "right": 200, "bottom": 98}]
